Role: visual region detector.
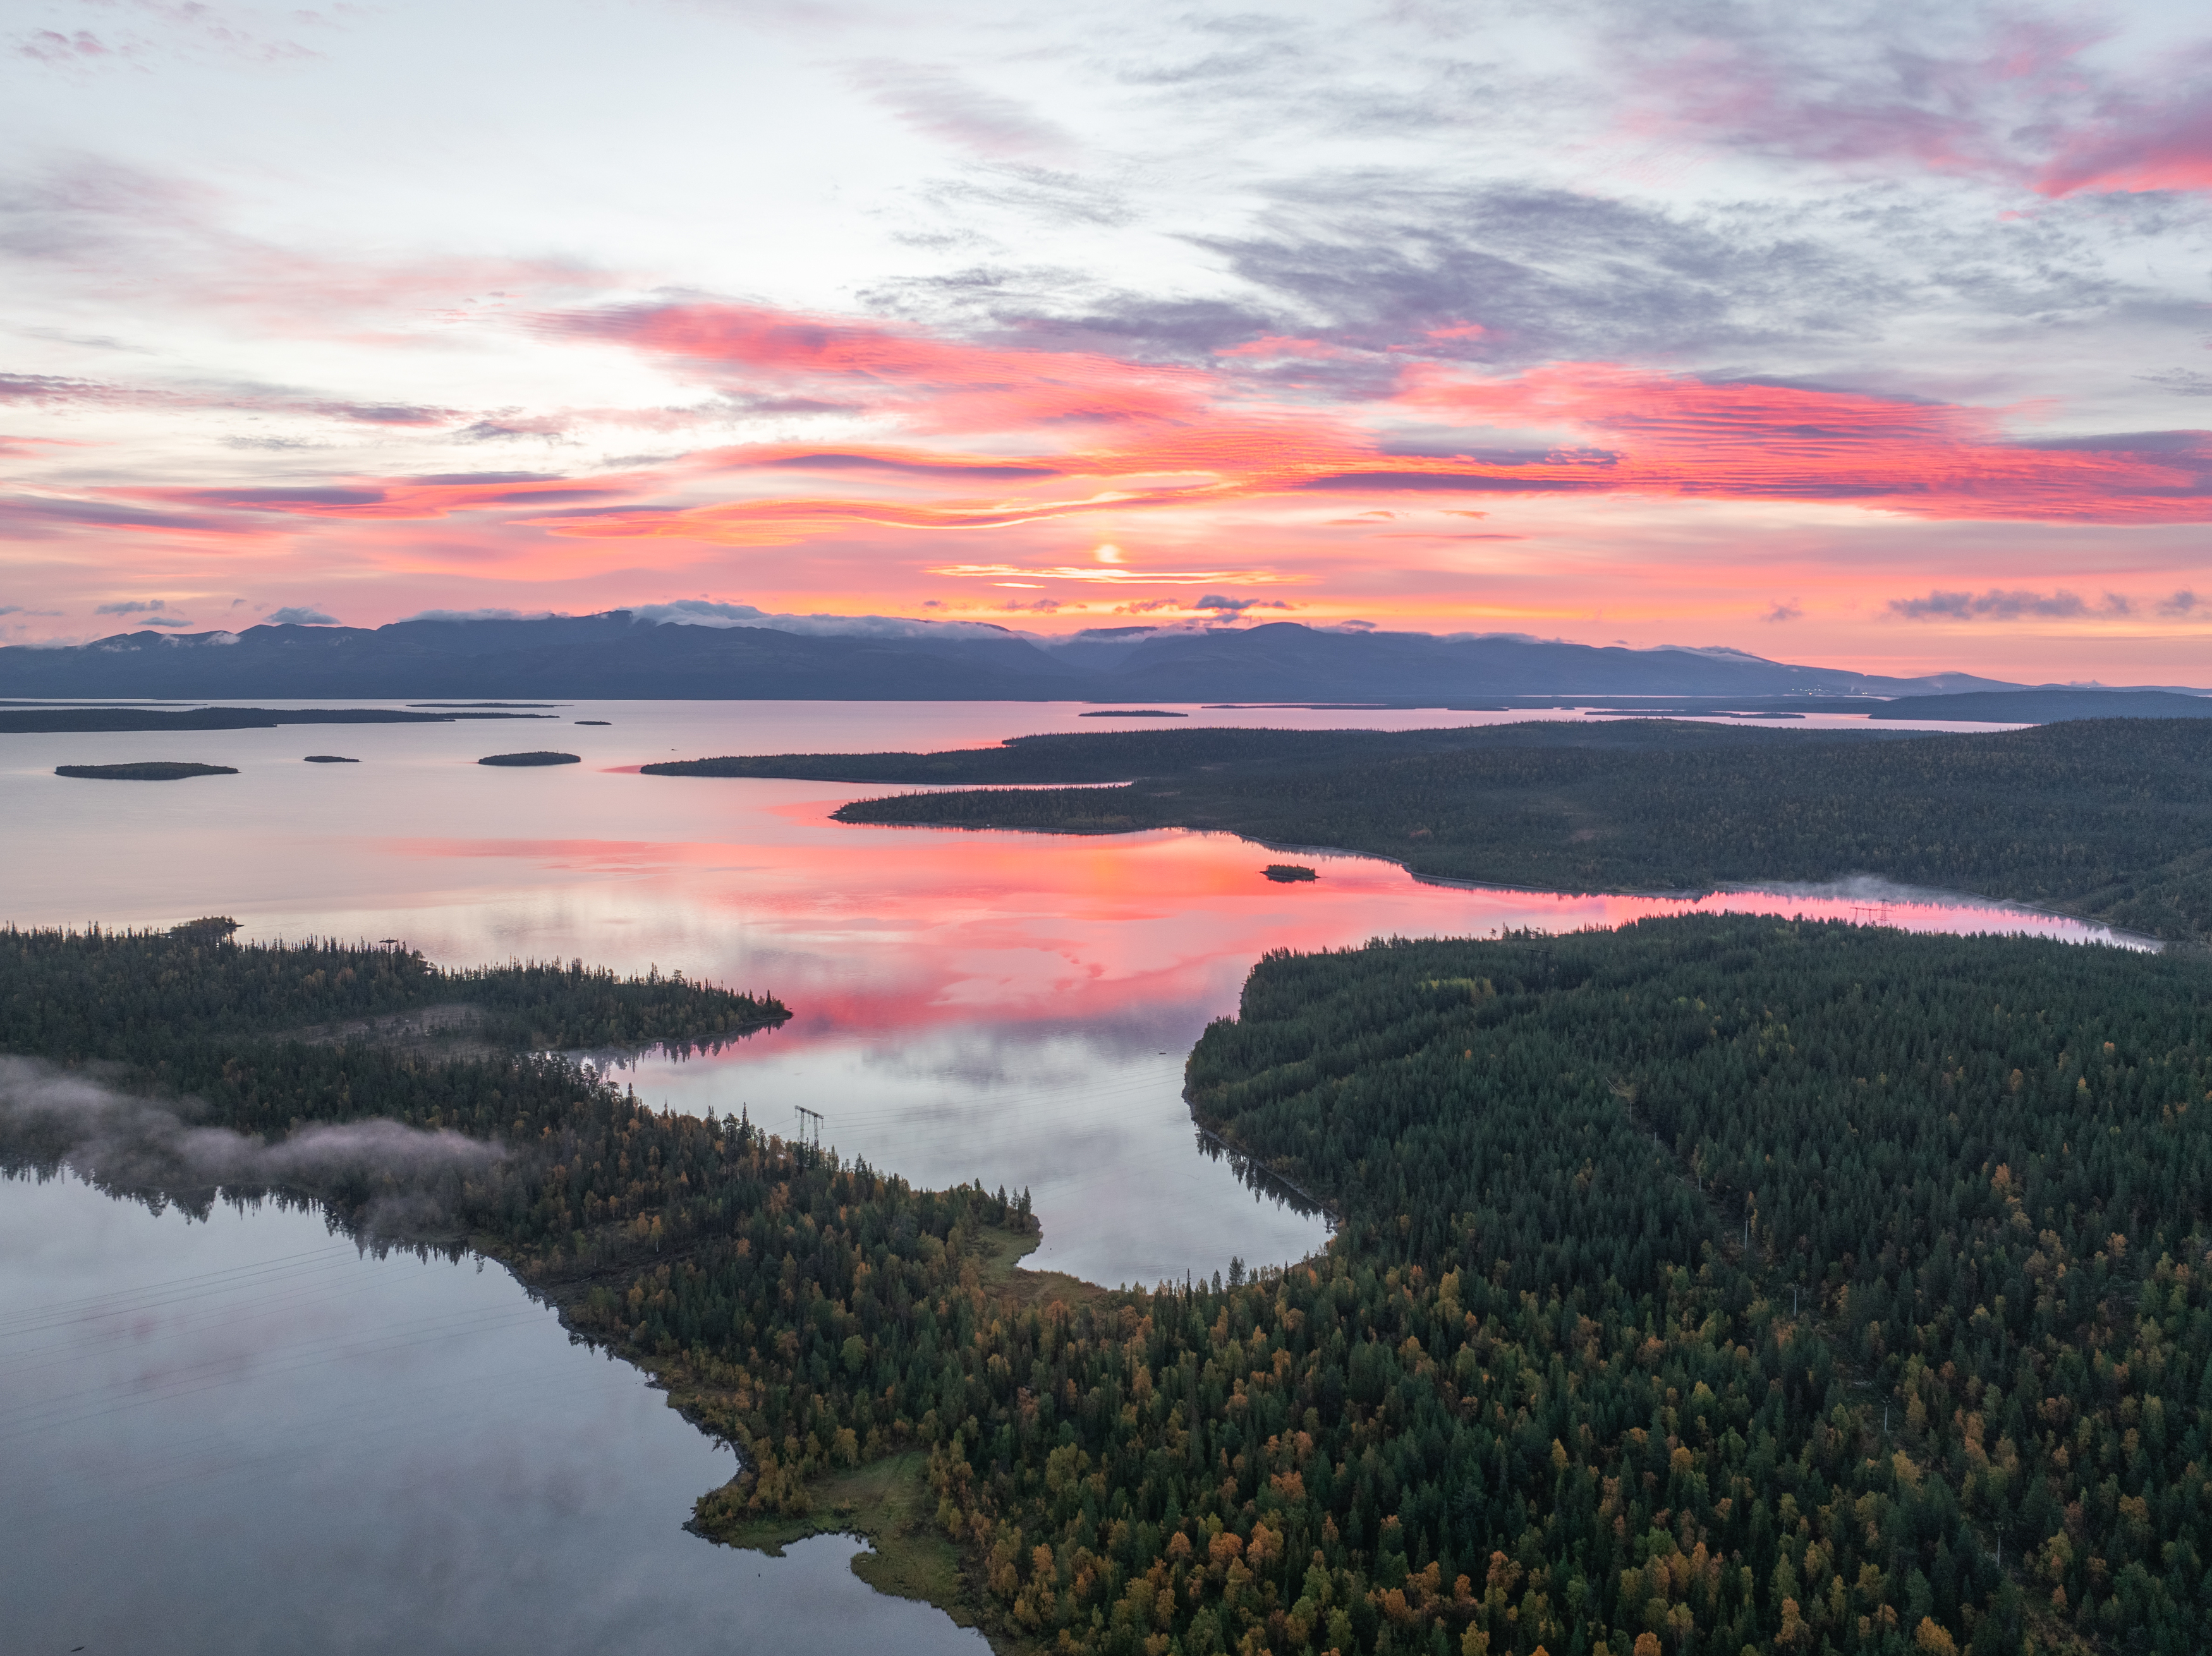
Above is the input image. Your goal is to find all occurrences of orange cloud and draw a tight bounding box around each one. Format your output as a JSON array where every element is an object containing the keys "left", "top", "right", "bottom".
[
  {"left": 925, "top": 564, "right": 1296, "bottom": 585},
  {"left": 528, "top": 485, "right": 1234, "bottom": 547},
  {"left": 529, "top": 363, "right": 2209, "bottom": 547},
  {"left": 43, "top": 322, "right": 2211, "bottom": 577},
  {"left": 544, "top": 301, "right": 1216, "bottom": 434}
]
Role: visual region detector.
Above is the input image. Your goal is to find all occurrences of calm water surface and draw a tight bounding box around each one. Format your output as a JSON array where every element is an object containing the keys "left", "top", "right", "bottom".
[
  {"left": 0, "top": 1176, "right": 990, "bottom": 1656},
  {"left": 0, "top": 701, "right": 2120, "bottom": 1653}
]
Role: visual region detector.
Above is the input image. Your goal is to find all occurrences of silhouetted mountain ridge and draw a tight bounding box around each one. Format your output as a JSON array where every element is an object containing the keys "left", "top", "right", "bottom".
[{"left": 0, "top": 612, "right": 2027, "bottom": 701}]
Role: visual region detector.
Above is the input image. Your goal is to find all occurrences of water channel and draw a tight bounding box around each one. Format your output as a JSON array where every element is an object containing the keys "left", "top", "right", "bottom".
[{"left": 0, "top": 701, "right": 2131, "bottom": 1653}]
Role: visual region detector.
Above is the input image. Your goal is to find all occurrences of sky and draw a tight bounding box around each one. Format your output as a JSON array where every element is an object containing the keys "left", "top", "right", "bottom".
[{"left": 3, "top": 0, "right": 2210, "bottom": 682}]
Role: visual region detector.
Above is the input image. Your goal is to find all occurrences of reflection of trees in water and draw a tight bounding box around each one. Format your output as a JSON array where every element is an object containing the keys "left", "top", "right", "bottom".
[
  {"left": 1, "top": 1163, "right": 476, "bottom": 1268},
  {"left": 562, "top": 1021, "right": 781, "bottom": 1072},
  {"left": 0, "top": 1054, "right": 514, "bottom": 1253},
  {"left": 1191, "top": 1125, "right": 1335, "bottom": 1228}
]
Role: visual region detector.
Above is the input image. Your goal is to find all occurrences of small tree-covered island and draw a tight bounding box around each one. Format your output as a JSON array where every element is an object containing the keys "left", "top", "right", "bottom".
[{"left": 4, "top": 916, "right": 2209, "bottom": 1655}]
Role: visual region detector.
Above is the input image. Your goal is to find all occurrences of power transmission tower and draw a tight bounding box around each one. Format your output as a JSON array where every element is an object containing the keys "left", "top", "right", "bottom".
[{"left": 793, "top": 1105, "right": 823, "bottom": 1150}]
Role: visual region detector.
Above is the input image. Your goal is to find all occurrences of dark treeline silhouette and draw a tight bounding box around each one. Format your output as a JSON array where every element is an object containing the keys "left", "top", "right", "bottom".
[
  {"left": 668, "top": 716, "right": 2212, "bottom": 941},
  {"left": 0, "top": 921, "right": 789, "bottom": 1230},
  {"left": 8, "top": 918, "right": 2211, "bottom": 1653},
  {"left": 0, "top": 920, "right": 787, "bottom": 1057}
]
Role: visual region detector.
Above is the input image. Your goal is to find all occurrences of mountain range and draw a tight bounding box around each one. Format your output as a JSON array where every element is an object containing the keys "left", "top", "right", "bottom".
[{"left": 0, "top": 612, "right": 2033, "bottom": 703}]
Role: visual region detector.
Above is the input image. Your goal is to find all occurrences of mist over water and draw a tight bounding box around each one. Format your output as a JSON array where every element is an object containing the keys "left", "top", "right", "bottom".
[
  {"left": 0, "top": 1056, "right": 507, "bottom": 1233},
  {"left": 0, "top": 700, "right": 2126, "bottom": 1650}
]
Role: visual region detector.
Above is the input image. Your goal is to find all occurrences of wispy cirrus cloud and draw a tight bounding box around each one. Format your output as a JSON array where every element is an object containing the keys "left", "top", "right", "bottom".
[
  {"left": 2031, "top": 62, "right": 2212, "bottom": 196},
  {"left": 17, "top": 28, "right": 128, "bottom": 67},
  {"left": 116, "top": 470, "right": 641, "bottom": 522},
  {"left": 1593, "top": 3, "right": 2212, "bottom": 200},
  {"left": 850, "top": 61, "right": 1076, "bottom": 160},
  {"left": 0, "top": 370, "right": 461, "bottom": 427}
]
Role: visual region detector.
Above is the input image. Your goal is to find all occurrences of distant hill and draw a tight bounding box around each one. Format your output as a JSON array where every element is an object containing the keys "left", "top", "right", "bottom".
[
  {"left": 0, "top": 707, "right": 550, "bottom": 734},
  {"left": 1056, "top": 624, "right": 2011, "bottom": 702},
  {"left": 1871, "top": 688, "right": 2212, "bottom": 722},
  {"left": 0, "top": 613, "right": 2019, "bottom": 702},
  {"left": 0, "top": 615, "right": 1090, "bottom": 701}
]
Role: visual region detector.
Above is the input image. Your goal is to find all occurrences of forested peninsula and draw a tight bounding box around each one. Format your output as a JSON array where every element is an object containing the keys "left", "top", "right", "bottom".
[
  {"left": 6, "top": 917, "right": 2211, "bottom": 1653},
  {"left": 648, "top": 719, "right": 2212, "bottom": 943}
]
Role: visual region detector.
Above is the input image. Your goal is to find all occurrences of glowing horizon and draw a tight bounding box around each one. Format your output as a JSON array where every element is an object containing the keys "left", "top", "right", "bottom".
[{"left": 4, "top": 0, "right": 2210, "bottom": 682}]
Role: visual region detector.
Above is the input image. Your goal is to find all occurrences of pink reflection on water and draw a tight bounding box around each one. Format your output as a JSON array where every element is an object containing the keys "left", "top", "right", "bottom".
[
  {"left": 376, "top": 817, "right": 2137, "bottom": 1055},
  {"left": 6, "top": 704, "right": 2136, "bottom": 1288}
]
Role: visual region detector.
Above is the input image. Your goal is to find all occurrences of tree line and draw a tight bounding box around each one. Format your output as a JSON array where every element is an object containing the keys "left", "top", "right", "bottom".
[
  {"left": 0, "top": 918, "right": 787, "bottom": 1058},
  {"left": 6, "top": 917, "right": 2210, "bottom": 1654},
  {"left": 1174, "top": 917, "right": 2212, "bottom": 1655},
  {"left": 774, "top": 716, "right": 2212, "bottom": 942}
]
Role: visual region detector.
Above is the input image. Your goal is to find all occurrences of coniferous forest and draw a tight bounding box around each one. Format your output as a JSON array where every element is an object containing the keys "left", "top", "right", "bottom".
[
  {"left": 5, "top": 917, "right": 2210, "bottom": 1655},
  {"left": 650, "top": 717, "right": 2212, "bottom": 943}
]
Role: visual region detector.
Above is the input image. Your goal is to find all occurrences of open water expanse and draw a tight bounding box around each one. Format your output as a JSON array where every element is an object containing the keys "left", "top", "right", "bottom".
[{"left": 0, "top": 700, "right": 2127, "bottom": 1653}]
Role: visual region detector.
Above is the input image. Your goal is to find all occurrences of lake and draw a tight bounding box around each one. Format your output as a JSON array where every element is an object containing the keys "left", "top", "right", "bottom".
[{"left": 0, "top": 700, "right": 2130, "bottom": 1652}]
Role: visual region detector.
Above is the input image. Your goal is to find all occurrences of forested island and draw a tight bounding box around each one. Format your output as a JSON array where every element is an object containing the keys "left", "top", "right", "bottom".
[
  {"left": 649, "top": 718, "right": 2212, "bottom": 943},
  {"left": 6, "top": 916, "right": 2210, "bottom": 1653},
  {"left": 54, "top": 761, "right": 238, "bottom": 781}
]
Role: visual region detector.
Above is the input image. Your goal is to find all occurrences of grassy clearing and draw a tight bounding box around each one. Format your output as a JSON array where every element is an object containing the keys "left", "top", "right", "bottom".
[
  {"left": 695, "top": 1453, "right": 990, "bottom": 1633},
  {"left": 972, "top": 1222, "right": 1109, "bottom": 1311}
]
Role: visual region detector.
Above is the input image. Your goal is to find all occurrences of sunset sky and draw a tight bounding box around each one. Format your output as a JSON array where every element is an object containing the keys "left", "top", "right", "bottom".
[{"left": 4, "top": 0, "right": 2210, "bottom": 680}]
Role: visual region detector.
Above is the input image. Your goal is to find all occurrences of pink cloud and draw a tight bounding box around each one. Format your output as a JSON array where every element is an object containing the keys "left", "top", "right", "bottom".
[
  {"left": 1391, "top": 364, "right": 2212, "bottom": 520},
  {"left": 2036, "top": 80, "right": 2212, "bottom": 196},
  {"left": 0, "top": 433, "right": 88, "bottom": 459},
  {"left": 1603, "top": 15, "right": 2212, "bottom": 198},
  {"left": 76, "top": 353, "right": 2208, "bottom": 555},
  {"left": 18, "top": 30, "right": 123, "bottom": 65},
  {"left": 15, "top": 311, "right": 2206, "bottom": 621},
  {"left": 533, "top": 304, "right": 2212, "bottom": 528},
  {"left": 544, "top": 301, "right": 1215, "bottom": 433}
]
